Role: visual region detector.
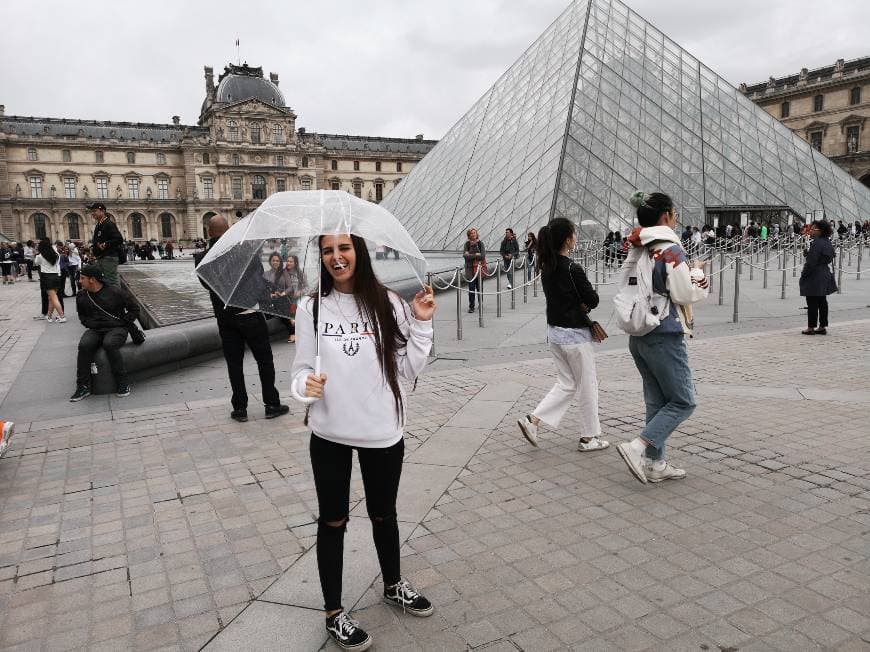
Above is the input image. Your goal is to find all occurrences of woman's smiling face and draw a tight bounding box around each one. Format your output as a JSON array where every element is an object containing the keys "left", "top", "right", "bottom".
[
  {"left": 320, "top": 234, "right": 356, "bottom": 290},
  {"left": 269, "top": 254, "right": 281, "bottom": 269}
]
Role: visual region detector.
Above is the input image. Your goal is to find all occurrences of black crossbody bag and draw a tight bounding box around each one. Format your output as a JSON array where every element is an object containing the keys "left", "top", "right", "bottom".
[{"left": 87, "top": 293, "right": 146, "bottom": 345}]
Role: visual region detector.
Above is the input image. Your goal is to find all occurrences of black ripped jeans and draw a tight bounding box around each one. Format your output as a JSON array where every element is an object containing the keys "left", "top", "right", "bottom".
[{"left": 310, "top": 433, "right": 403, "bottom": 612}]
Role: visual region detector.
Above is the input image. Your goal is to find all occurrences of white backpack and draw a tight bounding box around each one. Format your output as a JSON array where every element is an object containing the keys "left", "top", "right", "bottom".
[{"left": 613, "top": 244, "right": 670, "bottom": 336}]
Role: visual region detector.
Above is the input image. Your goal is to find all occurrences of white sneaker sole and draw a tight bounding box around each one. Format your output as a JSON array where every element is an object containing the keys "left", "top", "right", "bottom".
[
  {"left": 517, "top": 418, "right": 538, "bottom": 447},
  {"left": 616, "top": 443, "right": 647, "bottom": 484},
  {"left": 646, "top": 470, "right": 687, "bottom": 483},
  {"left": 578, "top": 439, "right": 610, "bottom": 452},
  {"left": 383, "top": 597, "right": 434, "bottom": 617}
]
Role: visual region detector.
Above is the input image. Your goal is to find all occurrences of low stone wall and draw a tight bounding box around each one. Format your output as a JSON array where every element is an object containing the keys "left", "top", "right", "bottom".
[{"left": 90, "top": 317, "right": 287, "bottom": 394}]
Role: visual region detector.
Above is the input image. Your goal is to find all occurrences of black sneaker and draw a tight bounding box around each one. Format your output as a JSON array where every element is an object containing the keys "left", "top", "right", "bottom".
[
  {"left": 325, "top": 611, "right": 372, "bottom": 651},
  {"left": 230, "top": 409, "right": 248, "bottom": 423},
  {"left": 116, "top": 384, "right": 131, "bottom": 398},
  {"left": 383, "top": 578, "right": 434, "bottom": 617},
  {"left": 69, "top": 386, "right": 91, "bottom": 402},
  {"left": 264, "top": 403, "right": 289, "bottom": 419}
]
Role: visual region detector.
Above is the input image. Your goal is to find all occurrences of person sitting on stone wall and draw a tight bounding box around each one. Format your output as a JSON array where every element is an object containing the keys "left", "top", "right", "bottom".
[{"left": 69, "top": 265, "right": 140, "bottom": 402}]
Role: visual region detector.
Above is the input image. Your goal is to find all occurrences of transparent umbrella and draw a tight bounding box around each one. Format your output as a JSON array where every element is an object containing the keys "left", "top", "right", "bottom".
[{"left": 195, "top": 190, "right": 428, "bottom": 383}]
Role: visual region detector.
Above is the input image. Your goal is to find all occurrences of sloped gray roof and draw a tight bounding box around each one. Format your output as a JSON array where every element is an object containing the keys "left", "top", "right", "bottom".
[
  {"left": 310, "top": 134, "right": 437, "bottom": 155},
  {"left": 0, "top": 116, "right": 206, "bottom": 142}
]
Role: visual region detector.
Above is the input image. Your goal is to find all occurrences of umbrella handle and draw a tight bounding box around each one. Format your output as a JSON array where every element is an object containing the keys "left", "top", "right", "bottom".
[{"left": 289, "top": 356, "right": 321, "bottom": 406}]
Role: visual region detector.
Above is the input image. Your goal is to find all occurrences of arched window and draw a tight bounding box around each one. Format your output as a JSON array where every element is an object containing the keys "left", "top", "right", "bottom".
[
  {"left": 160, "top": 213, "right": 173, "bottom": 239},
  {"left": 252, "top": 175, "right": 266, "bottom": 199},
  {"left": 33, "top": 213, "right": 48, "bottom": 240},
  {"left": 271, "top": 125, "right": 284, "bottom": 144},
  {"left": 227, "top": 120, "right": 239, "bottom": 141},
  {"left": 66, "top": 213, "right": 81, "bottom": 240},
  {"left": 131, "top": 213, "right": 144, "bottom": 239},
  {"left": 126, "top": 151, "right": 136, "bottom": 164}
]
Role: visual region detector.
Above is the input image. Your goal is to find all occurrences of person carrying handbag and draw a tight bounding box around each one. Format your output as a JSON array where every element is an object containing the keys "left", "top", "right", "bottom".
[
  {"left": 517, "top": 217, "right": 609, "bottom": 452},
  {"left": 799, "top": 220, "right": 837, "bottom": 335}
]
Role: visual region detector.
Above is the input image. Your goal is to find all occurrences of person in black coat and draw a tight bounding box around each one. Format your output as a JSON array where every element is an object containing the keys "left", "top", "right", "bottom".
[
  {"left": 70, "top": 265, "right": 140, "bottom": 402},
  {"left": 87, "top": 202, "right": 124, "bottom": 285},
  {"left": 194, "top": 214, "right": 289, "bottom": 423},
  {"left": 799, "top": 220, "right": 836, "bottom": 335}
]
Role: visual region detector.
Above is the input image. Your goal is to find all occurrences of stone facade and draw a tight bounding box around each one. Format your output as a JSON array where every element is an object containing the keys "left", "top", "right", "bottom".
[
  {"left": 741, "top": 56, "right": 870, "bottom": 188},
  {"left": 0, "top": 63, "right": 437, "bottom": 243}
]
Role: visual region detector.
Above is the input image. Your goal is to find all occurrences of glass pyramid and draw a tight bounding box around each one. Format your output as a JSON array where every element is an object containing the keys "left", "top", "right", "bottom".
[{"left": 382, "top": 0, "right": 870, "bottom": 248}]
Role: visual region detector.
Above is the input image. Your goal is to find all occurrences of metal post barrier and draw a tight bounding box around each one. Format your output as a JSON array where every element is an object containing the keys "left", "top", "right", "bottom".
[
  {"left": 523, "top": 260, "right": 529, "bottom": 304},
  {"left": 594, "top": 265, "right": 599, "bottom": 291},
  {"left": 718, "top": 250, "right": 725, "bottom": 306},
  {"left": 708, "top": 251, "right": 715, "bottom": 297},
  {"left": 749, "top": 242, "right": 755, "bottom": 281},
  {"left": 858, "top": 241, "right": 863, "bottom": 281},
  {"left": 478, "top": 267, "right": 485, "bottom": 327},
  {"left": 510, "top": 268, "right": 516, "bottom": 310},
  {"left": 780, "top": 247, "right": 787, "bottom": 300},
  {"left": 837, "top": 243, "right": 843, "bottom": 294},
  {"left": 455, "top": 267, "right": 463, "bottom": 341},
  {"left": 733, "top": 256, "right": 741, "bottom": 323},
  {"left": 533, "top": 270, "right": 538, "bottom": 298},
  {"left": 496, "top": 264, "right": 502, "bottom": 318},
  {"left": 848, "top": 243, "right": 852, "bottom": 267},
  {"left": 792, "top": 238, "right": 798, "bottom": 278},
  {"left": 763, "top": 244, "right": 769, "bottom": 289}
]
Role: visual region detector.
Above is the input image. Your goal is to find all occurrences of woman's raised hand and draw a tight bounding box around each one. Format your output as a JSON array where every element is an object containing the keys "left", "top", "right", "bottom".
[
  {"left": 305, "top": 373, "right": 328, "bottom": 399},
  {"left": 412, "top": 285, "right": 437, "bottom": 321}
]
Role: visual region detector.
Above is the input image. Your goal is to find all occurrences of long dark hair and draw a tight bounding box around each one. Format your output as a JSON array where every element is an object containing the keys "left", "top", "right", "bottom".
[
  {"left": 285, "top": 254, "right": 304, "bottom": 289},
  {"left": 37, "top": 237, "right": 58, "bottom": 265},
  {"left": 536, "top": 218, "right": 575, "bottom": 272},
  {"left": 268, "top": 252, "right": 284, "bottom": 284},
  {"left": 317, "top": 234, "right": 408, "bottom": 422}
]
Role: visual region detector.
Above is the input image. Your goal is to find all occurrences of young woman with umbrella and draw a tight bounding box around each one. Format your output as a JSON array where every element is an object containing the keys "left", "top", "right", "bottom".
[{"left": 291, "top": 232, "right": 436, "bottom": 651}]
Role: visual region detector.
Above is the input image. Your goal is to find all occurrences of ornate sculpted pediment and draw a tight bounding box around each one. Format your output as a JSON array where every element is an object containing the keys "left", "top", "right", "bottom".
[{"left": 214, "top": 99, "right": 290, "bottom": 117}]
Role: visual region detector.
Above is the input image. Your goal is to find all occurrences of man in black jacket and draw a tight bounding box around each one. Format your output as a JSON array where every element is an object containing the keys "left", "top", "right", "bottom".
[
  {"left": 87, "top": 202, "right": 124, "bottom": 285},
  {"left": 70, "top": 265, "right": 139, "bottom": 401},
  {"left": 499, "top": 228, "right": 520, "bottom": 289},
  {"left": 194, "top": 214, "right": 289, "bottom": 423}
]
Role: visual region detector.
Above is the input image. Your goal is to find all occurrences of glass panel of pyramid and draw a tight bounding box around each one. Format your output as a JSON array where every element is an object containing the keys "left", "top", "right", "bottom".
[{"left": 383, "top": 0, "right": 870, "bottom": 248}]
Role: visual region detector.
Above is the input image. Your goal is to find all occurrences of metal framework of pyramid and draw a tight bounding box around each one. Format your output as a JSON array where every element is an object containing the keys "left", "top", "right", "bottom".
[{"left": 382, "top": 0, "right": 870, "bottom": 249}]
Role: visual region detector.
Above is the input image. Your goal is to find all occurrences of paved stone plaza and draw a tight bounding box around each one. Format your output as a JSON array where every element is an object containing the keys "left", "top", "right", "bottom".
[{"left": 0, "top": 264, "right": 868, "bottom": 651}]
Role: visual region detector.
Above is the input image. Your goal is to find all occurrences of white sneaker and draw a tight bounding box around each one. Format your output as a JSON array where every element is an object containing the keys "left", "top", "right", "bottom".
[
  {"left": 578, "top": 436, "right": 610, "bottom": 452},
  {"left": 506, "top": 283, "right": 512, "bottom": 289},
  {"left": 55, "top": 316, "right": 67, "bottom": 323},
  {"left": 645, "top": 460, "right": 686, "bottom": 483},
  {"left": 33, "top": 315, "right": 46, "bottom": 320},
  {"left": 616, "top": 441, "right": 647, "bottom": 484},
  {"left": 517, "top": 415, "right": 539, "bottom": 447}
]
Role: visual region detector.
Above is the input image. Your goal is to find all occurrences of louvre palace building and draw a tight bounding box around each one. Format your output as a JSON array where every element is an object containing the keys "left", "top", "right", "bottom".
[{"left": 0, "top": 63, "right": 437, "bottom": 244}]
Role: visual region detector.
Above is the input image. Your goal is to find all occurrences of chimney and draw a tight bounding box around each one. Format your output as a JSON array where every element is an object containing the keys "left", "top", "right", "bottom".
[
  {"left": 204, "top": 66, "right": 215, "bottom": 99},
  {"left": 172, "top": 115, "right": 180, "bottom": 125},
  {"left": 270, "top": 72, "right": 279, "bottom": 86},
  {"left": 0, "top": 105, "right": 4, "bottom": 116},
  {"left": 415, "top": 134, "right": 424, "bottom": 141}
]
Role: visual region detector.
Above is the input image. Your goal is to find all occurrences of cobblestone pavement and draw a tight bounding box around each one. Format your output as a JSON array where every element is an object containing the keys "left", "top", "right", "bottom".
[{"left": 0, "top": 274, "right": 869, "bottom": 650}]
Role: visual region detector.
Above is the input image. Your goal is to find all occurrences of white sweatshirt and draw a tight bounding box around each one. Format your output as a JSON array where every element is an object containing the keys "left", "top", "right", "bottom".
[{"left": 290, "top": 290, "right": 433, "bottom": 448}]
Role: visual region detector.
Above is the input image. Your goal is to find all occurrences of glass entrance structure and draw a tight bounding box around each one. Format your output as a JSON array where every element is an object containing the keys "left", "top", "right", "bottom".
[{"left": 382, "top": 0, "right": 870, "bottom": 249}]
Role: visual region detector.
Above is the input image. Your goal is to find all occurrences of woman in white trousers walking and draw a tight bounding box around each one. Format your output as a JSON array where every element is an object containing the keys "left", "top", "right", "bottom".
[{"left": 517, "top": 218, "right": 609, "bottom": 451}]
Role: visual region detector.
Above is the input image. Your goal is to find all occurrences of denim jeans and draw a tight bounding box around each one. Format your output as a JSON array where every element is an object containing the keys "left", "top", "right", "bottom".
[{"left": 628, "top": 332, "right": 696, "bottom": 461}]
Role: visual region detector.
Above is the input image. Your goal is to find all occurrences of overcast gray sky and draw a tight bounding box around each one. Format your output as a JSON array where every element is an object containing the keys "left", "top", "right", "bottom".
[{"left": 2, "top": 0, "right": 867, "bottom": 139}]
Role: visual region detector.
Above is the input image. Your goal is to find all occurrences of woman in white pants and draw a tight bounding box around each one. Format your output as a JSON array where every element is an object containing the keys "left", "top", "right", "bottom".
[{"left": 517, "top": 217, "right": 608, "bottom": 451}]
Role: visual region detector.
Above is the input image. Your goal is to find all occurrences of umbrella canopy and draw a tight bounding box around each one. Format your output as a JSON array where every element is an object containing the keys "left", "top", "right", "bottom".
[{"left": 195, "top": 190, "right": 428, "bottom": 317}]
